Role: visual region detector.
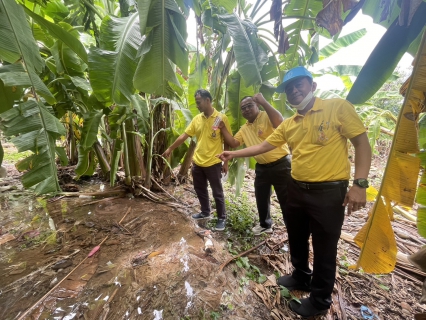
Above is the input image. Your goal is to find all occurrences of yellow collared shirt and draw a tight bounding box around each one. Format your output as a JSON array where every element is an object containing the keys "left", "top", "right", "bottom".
[
  {"left": 266, "top": 98, "right": 366, "bottom": 182},
  {"left": 234, "top": 111, "right": 290, "bottom": 164},
  {"left": 185, "top": 109, "right": 232, "bottom": 167}
]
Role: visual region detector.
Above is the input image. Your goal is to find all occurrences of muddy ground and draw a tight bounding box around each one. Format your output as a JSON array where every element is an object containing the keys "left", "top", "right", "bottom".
[{"left": 1, "top": 149, "right": 426, "bottom": 320}]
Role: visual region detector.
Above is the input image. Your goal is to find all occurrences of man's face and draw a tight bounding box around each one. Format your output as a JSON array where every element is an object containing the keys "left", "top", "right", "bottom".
[
  {"left": 284, "top": 77, "right": 316, "bottom": 105},
  {"left": 240, "top": 98, "right": 259, "bottom": 122},
  {"left": 195, "top": 94, "right": 208, "bottom": 113}
]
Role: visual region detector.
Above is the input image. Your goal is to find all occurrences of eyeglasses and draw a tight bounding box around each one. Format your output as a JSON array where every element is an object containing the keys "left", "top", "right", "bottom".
[{"left": 240, "top": 104, "right": 255, "bottom": 112}]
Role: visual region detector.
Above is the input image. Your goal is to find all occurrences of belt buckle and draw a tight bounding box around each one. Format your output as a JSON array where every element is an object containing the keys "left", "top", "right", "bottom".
[{"left": 305, "top": 182, "right": 310, "bottom": 190}]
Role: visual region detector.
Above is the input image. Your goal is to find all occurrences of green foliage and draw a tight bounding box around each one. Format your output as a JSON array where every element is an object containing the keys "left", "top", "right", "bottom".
[
  {"left": 216, "top": 13, "right": 268, "bottom": 87},
  {"left": 224, "top": 191, "right": 257, "bottom": 235},
  {"left": 133, "top": 0, "right": 188, "bottom": 98},
  {"left": 347, "top": 2, "right": 426, "bottom": 104},
  {"left": 279, "top": 285, "right": 300, "bottom": 303},
  {"left": 235, "top": 257, "right": 267, "bottom": 284}
]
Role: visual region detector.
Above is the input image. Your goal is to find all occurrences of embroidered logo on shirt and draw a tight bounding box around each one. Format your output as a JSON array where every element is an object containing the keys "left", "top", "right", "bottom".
[
  {"left": 317, "top": 120, "right": 329, "bottom": 142},
  {"left": 258, "top": 129, "right": 263, "bottom": 136}
]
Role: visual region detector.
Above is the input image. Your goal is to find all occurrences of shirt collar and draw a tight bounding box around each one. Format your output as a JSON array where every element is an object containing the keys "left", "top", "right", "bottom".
[
  {"left": 293, "top": 97, "right": 322, "bottom": 120},
  {"left": 202, "top": 108, "right": 218, "bottom": 119}
]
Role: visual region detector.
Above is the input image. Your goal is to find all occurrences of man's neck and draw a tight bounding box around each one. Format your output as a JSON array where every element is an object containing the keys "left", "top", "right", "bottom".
[
  {"left": 247, "top": 111, "right": 260, "bottom": 124},
  {"left": 297, "top": 97, "right": 316, "bottom": 116},
  {"left": 203, "top": 106, "right": 214, "bottom": 117}
]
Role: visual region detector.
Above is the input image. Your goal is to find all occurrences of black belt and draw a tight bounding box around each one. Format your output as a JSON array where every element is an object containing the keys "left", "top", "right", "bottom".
[
  {"left": 258, "top": 155, "right": 289, "bottom": 168},
  {"left": 293, "top": 179, "right": 348, "bottom": 190}
]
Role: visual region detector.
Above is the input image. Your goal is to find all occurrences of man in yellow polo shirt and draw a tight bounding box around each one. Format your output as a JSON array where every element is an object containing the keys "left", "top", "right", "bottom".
[
  {"left": 218, "top": 93, "right": 291, "bottom": 235},
  {"left": 163, "top": 89, "right": 231, "bottom": 231},
  {"left": 218, "top": 67, "right": 371, "bottom": 317}
]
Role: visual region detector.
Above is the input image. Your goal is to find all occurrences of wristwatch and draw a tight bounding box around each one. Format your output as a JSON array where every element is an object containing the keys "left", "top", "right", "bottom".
[{"left": 353, "top": 178, "right": 369, "bottom": 188}]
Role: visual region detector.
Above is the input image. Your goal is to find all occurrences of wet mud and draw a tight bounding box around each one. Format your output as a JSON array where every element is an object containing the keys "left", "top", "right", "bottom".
[{"left": 0, "top": 181, "right": 268, "bottom": 320}]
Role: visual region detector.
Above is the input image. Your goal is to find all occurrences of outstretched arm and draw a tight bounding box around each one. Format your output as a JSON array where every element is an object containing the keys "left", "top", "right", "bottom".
[
  {"left": 217, "top": 140, "right": 276, "bottom": 161},
  {"left": 162, "top": 133, "right": 190, "bottom": 158},
  {"left": 343, "top": 132, "right": 372, "bottom": 214},
  {"left": 253, "top": 93, "right": 283, "bottom": 128}
]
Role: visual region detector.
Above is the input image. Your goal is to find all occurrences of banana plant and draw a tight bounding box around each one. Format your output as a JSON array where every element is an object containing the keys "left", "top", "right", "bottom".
[{"left": 0, "top": 0, "right": 65, "bottom": 194}]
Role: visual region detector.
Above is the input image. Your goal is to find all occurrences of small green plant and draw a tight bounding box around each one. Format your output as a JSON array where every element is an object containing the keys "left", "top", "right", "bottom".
[
  {"left": 224, "top": 192, "right": 257, "bottom": 235},
  {"left": 280, "top": 285, "right": 300, "bottom": 303},
  {"left": 235, "top": 257, "right": 267, "bottom": 284},
  {"left": 210, "top": 311, "right": 220, "bottom": 320}
]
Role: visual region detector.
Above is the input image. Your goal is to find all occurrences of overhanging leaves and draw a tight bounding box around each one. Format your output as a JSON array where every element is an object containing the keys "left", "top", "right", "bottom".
[
  {"left": 347, "top": 2, "right": 426, "bottom": 104},
  {"left": 134, "top": 0, "right": 188, "bottom": 98},
  {"left": 89, "top": 13, "right": 143, "bottom": 106},
  {"left": 24, "top": 8, "right": 88, "bottom": 64},
  {"left": 217, "top": 13, "right": 268, "bottom": 87},
  {"left": 0, "top": 0, "right": 64, "bottom": 195},
  {"left": 0, "top": 100, "right": 65, "bottom": 194}
]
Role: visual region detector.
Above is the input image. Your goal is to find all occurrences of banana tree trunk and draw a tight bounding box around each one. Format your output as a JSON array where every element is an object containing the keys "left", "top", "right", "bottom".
[
  {"left": 125, "top": 118, "right": 145, "bottom": 177},
  {"left": 121, "top": 122, "right": 132, "bottom": 186},
  {"left": 93, "top": 141, "right": 110, "bottom": 175},
  {"left": 67, "top": 111, "right": 77, "bottom": 165},
  {"left": 178, "top": 139, "right": 196, "bottom": 183}
]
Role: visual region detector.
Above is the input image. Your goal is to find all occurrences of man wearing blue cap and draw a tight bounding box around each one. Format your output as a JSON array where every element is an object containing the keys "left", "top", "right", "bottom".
[{"left": 218, "top": 66, "right": 371, "bottom": 317}]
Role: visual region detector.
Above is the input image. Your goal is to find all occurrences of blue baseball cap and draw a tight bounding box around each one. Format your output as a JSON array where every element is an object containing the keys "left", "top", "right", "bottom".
[{"left": 276, "top": 66, "right": 313, "bottom": 93}]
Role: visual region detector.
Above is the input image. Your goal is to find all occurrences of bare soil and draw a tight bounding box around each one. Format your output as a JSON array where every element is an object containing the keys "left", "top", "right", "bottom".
[{"left": 0, "top": 154, "right": 425, "bottom": 320}]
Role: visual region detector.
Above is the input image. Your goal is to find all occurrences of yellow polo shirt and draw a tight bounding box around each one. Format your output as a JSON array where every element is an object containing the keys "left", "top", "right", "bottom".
[
  {"left": 185, "top": 109, "right": 232, "bottom": 167},
  {"left": 266, "top": 98, "right": 366, "bottom": 182},
  {"left": 234, "top": 111, "right": 290, "bottom": 164}
]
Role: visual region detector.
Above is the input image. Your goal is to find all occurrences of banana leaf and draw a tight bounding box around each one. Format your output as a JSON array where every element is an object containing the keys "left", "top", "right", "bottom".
[
  {"left": 0, "top": 64, "right": 25, "bottom": 113},
  {"left": 24, "top": 8, "right": 88, "bottom": 64},
  {"left": 226, "top": 71, "right": 255, "bottom": 135},
  {"left": 347, "top": 2, "right": 426, "bottom": 104},
  {"left": 318, "top": 28, "right": 367, "bottom": 60},
  {"left": 281, "top": 0, "right": 322, "bottom": 69},
  {"left": 80, "top": 110, "right": 104, "bottom": 150},
  {"left": 217, "top": 13, "right": 268, "bottom": 87},
  {"left": 89, "top": 13, "right": 143, "bottom": 106},
  {"left": 134, "top": 0, "right": 188, "bottom": 98},
  {"left": 188, "top": 54, "right": 208, "bottom": 117},
  {"left": 0, "top": 1, "right": 56, "bottom": 105},
  {"left": 0, "top": 0, "right": 64, "bottom": 195}
]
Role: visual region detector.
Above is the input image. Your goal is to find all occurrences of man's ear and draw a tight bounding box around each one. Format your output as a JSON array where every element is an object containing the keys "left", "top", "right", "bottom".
[{"left": 312, "top": 82, "right": 317, "bottom": 91}]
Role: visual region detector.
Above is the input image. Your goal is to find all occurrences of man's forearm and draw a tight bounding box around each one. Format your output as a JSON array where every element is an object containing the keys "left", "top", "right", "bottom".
[
  {"left": 351, "top": 133, "right": 371, "bottom": 179},
  {"left": 168, "top": 133, "right": 189, "bottom": 152},
  {"left": 229, "top": 141, "right": 276, "bottom": 158},
  {"left": 258, "top": 100, "right": 283, "bottom": 128},
  {"left": 220, "top": 126, "right": 240, "bottom": 148}
]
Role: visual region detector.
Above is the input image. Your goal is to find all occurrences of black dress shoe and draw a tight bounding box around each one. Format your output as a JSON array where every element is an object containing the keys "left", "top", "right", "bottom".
[
  {"left": 277, "top": 275, "right": 311, "bottom": 292},
  {"left": 289, "top": 297, "right": 328, "bottom": 318}
]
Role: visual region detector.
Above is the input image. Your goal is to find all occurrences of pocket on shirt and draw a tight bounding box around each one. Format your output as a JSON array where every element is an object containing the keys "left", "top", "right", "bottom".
[{"left": 311, "top": 121, "right": 333, "bottom": 145}]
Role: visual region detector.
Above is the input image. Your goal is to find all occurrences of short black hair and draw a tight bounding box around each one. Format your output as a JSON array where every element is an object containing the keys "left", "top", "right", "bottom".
[
  {"left": 240, "top": 96, "right": 253, "bottom": 103},
  {"left": 195, "top": 89, "right": 212, "bottom": 102}
]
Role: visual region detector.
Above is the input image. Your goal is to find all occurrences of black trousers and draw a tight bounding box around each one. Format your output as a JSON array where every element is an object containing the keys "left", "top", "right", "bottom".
[
  {"left": 254, "top": 155, "right": 292, "bottom": 228},
  {"left": 192, "top": 162, "right": 226, "bottom": 219},
  {"left": 285, "top": 179, "right": 348, "bottom": 309}
]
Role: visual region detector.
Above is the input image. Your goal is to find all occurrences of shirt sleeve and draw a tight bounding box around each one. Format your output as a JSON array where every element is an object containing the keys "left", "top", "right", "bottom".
[
  {"left": 234, "top": 129, "right": 244, "bottom": 145},
  {"left": 266, "top": 121, "right": 287, "bottom": 147},
  {"left": 338, "top": 101, "right": 366, "bottom": 139},
  {"left": 184, "top": 118, "right": 196, "bottom": 137}
]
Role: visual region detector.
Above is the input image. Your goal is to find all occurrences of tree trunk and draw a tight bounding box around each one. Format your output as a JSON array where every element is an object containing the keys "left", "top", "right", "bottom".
[
  {"left": 178, "top": 139, "right": 196, "bottom": 183},
  {"left": 125, "top": 118, "right": 145, "bottom": 177}
]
